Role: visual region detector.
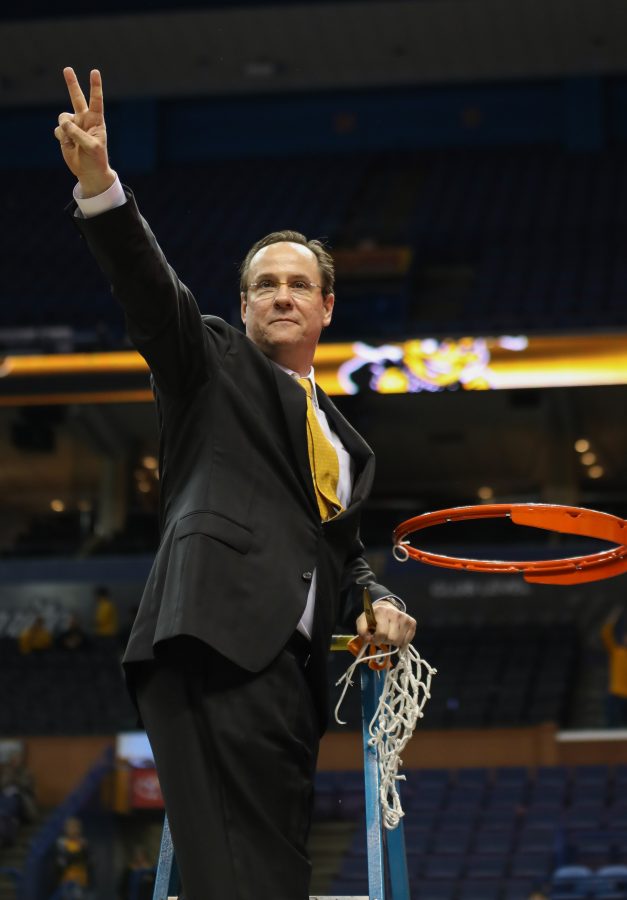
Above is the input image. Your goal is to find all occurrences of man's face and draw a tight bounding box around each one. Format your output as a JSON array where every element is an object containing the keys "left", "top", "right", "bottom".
[{"left": 240, "top": 241, "right": 334, "bottom": 367}]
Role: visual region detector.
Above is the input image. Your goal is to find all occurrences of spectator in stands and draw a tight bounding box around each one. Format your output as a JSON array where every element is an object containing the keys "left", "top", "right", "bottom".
[
  {"left": 55, "top": 816, "right": 91, "bottom": 898},
  {"left": 57, "top": 614, "right": 89, "bottom": 651},
  {"left": 93, "top": 586, "right": 118, "bottom": 638},
  {"left": 1, "top": 752, "right": 37, "bottom": 823},
  {"left": 601, "top": 606, "right": 627, "bottom": 727},
  {"left": 18, "top": 615, "right": 52, "bottom": 655},
  {"left": 0, "top": 792, "right": 19, "bottom": 848},
  {"left": 119, "top": 845, "right": 155, "bottom": 900}
]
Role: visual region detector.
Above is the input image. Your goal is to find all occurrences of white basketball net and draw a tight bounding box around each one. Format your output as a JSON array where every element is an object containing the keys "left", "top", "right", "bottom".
[{"left": 335, "top": 643, "right": 437, "bottom": 829}]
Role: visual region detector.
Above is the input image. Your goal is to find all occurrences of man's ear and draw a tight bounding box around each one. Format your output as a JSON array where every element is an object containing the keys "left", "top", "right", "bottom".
[
  {"left": 240, "top": 292, "right": 247, "bottom": 325},
  {"left": 322, "top": 292, "right": 335, "bottom": 328}
]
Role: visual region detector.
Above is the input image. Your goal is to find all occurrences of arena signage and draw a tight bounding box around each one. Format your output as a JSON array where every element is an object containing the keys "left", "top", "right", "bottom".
[{"left": 1, "top": 332, "right": 626, "bottom": 404}]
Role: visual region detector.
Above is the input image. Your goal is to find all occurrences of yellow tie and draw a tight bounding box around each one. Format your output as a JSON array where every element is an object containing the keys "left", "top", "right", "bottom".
[{"left": 296, "top": 377, "right": 344, "bottom": 521}]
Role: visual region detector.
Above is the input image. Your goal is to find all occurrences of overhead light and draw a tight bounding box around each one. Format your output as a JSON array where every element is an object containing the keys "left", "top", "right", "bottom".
[
  {"left": 477, "top": 485, "right": 494, "bottom": 500},
  {"left": 142, "top": 455, "right": 158, "bottom": 470},
  {"left": 581, "top": 452, "right": 597, "bottom": 466},
  {"left": 137, "top": 481, "right": 152, "bottom": 494},
  {"left": 574, "top": 438, "right": 590, "bottom": 453},
  {"left": 243, "top": 60, "right": 279, "bottom": 78},
  {"left": 588, "top": 465, "right": 604, "bottom": 479},
  {"left": 50, "top": 499, "right": 65, "bottom": 512}
]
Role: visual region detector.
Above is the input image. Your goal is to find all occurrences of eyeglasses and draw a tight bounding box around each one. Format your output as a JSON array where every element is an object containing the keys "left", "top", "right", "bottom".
[{"left": 248, "top": 278, "right": 323, "bottom": 301}]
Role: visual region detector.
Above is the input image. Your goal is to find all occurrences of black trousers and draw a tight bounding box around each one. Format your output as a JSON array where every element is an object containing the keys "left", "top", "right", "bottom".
[{"left": 133, "top": 637, "right": 320, "bottom": 900}]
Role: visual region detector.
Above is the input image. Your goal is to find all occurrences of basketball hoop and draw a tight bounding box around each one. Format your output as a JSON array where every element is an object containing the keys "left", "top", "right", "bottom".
[{"left": 393, "top": 503, "right": 627, "bottom": 585}]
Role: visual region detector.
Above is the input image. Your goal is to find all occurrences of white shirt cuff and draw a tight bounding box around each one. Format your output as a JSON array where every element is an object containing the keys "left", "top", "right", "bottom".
[
  {"left": 373, "top": 595, "right": 406, "bottom": 612},
  {"left": 73, "top": 175, "right": 127, "bottom": 218}
]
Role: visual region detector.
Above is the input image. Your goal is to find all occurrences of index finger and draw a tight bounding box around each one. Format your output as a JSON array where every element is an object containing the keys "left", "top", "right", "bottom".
[
  {"left": 63, "top": 67, "right": 88, "bottom": 114},
  {"left": 88, "top": 69, "right": 104, "bottom": 116}
]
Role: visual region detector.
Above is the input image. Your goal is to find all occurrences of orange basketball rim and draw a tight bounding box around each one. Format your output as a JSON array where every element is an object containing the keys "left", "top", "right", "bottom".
[{"left": 392, "top": 503, "right": 627, "bottom": 585}]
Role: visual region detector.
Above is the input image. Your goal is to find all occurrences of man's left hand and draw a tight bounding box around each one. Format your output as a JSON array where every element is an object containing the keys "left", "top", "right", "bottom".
[{"left": 356, "top": 600, "right": 416, "bottom": 649}]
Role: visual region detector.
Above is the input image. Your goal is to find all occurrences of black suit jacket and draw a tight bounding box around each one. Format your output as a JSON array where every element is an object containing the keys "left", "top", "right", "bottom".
[{"left": 71, "top": 189, "right": 392, "bottom": 727}]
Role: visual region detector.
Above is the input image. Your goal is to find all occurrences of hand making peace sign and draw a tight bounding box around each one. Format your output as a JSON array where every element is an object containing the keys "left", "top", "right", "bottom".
[{"left": 54, "top": 67, "right": 116, "bottom": 198}]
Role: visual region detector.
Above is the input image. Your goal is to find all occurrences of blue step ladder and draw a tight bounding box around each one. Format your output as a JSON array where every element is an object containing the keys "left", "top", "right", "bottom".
[{"left": 152, "top": 637, "right": 410, "bottom": 900}]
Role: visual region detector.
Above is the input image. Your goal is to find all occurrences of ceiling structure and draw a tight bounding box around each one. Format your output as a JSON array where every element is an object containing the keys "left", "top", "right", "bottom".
[{"left": 1, "top": 0, "right": 627, "bottom": 108}]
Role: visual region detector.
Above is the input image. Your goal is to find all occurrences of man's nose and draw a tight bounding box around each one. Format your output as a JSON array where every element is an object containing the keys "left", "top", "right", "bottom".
[{"left": 274, "top": 284, "right": 293, "bottom": 304}]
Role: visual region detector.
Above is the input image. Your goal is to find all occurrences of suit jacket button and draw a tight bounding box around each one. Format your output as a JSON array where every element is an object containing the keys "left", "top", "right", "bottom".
[{"left": 302, "top": 571, "right": 313, "bottom": 582}]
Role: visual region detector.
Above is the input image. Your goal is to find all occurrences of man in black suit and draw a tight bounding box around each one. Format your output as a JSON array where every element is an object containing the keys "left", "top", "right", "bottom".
[{"left": 56, "top": 67, "right": 416, "bottom": 900}]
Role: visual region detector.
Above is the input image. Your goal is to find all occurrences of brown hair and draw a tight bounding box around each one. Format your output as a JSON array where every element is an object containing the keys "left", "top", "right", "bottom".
[{"left": 239, "top": 230, "right": 335, "bottom": 296}]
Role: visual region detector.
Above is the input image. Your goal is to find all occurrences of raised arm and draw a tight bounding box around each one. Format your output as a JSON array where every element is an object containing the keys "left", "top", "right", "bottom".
[{"left": 55, "top": 68, "right": 224, "bottom": 394}]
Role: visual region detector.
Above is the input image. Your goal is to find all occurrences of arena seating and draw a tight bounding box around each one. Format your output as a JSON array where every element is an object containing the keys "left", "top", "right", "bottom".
[
  {"left": 5, "top": 148, "right": 627, "bottom": 351},
  {"left": 10, "top": 511, "right": 85, "bottom": 559},
  {"left": 327, "top": 622, "right": 579, "bottom": 732},
  {"left": 0, "top": 619, "right": 578, "bottom": 735},
  {"left": 8, "top": 509, "right": 159, "bottom": 558},
  {"left": 323, "top": 765, "right": 627, "bottom": 899},
  {"left": 0, "top": 638, "right": 136, "bottom": 735}
]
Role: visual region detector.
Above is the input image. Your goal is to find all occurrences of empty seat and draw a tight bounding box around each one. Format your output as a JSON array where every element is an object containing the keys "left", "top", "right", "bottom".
[
  {"left": 511, "top": 851, "right": 554, "bottom": 879},
  {"left": 457, "top": 880, "right": 502, "bottom": 900},
  {"left": 501, "top": 880, "right": 539, "bottom": 900},
  {"left": 474, "top": 827, "right": 514, "bottom": 855},
  {"left": 573, "top": 766, "right": 610, "bottom": 788},
  {"left": 489, "top": 783, "right": 527, "bottom": 805},
  {"left": 414, "top": 879, "right": 457, "bottom": 900},
  {"left": 550, "top": 864, "right": 594, "bottom": 899},
  {"left": 594, "top": 863, "right": 627, "bottom": 899},
  {"left": 566, "top": 802, "right": 606, "bottom": 830},
  {"left": 517, "top": 826, "right": 557, "bottom": 854},
  {"left": 481, "top": 805, "right": 523, "bottom": 828},
  {"left": 432, "top": 827, "right": 472, "bottom": 855},
  {"left": 524, "top": 805, "right": 564, "bottom": 829},
  {"left": 464, "top": 855, "right": 506, "bottom": 880},
  {"left": 528, "top": 783, "right": 567, "bottom": 806},
  {"left": 535, "top": 766, "right": 569, "bottom": 787},
  {"left": 423, "top": 854, "right": 465, "bottom": 880},
  {"left": 455, "top": 769, "right": 490, "bottom": 787},
  {"left": 569, "top": 831, "right": 613, "bottom": 867},
  {"left": 410, "top": 782, "right": 449, "bottom": 811},
  {"left": 495, "top": 767, "right": 530, "bottom": 786}
]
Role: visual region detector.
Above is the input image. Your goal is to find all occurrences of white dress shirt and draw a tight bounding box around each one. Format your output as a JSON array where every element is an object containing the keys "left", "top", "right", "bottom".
[{"left": 277, "top": 365, "right": 354, "bottom": 639}]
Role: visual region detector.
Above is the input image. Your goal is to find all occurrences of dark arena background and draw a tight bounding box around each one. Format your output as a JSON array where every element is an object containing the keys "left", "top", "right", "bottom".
[{"left": 3, "top": 1, "right": 627, "bottom": 898}]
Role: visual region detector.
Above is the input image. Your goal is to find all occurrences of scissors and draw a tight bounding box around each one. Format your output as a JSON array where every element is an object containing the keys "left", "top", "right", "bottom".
[
  {"left": 344, "top": 587, "right": 390, "bottom": 670},
  {"left": 363, "top": 585, "right": 378, "bottom": 634}
]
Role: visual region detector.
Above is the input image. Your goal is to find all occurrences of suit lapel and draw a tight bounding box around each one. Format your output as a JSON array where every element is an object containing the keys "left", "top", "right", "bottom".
[{"left": 316, "top": 387, "right": 375, "bottom": 507}]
